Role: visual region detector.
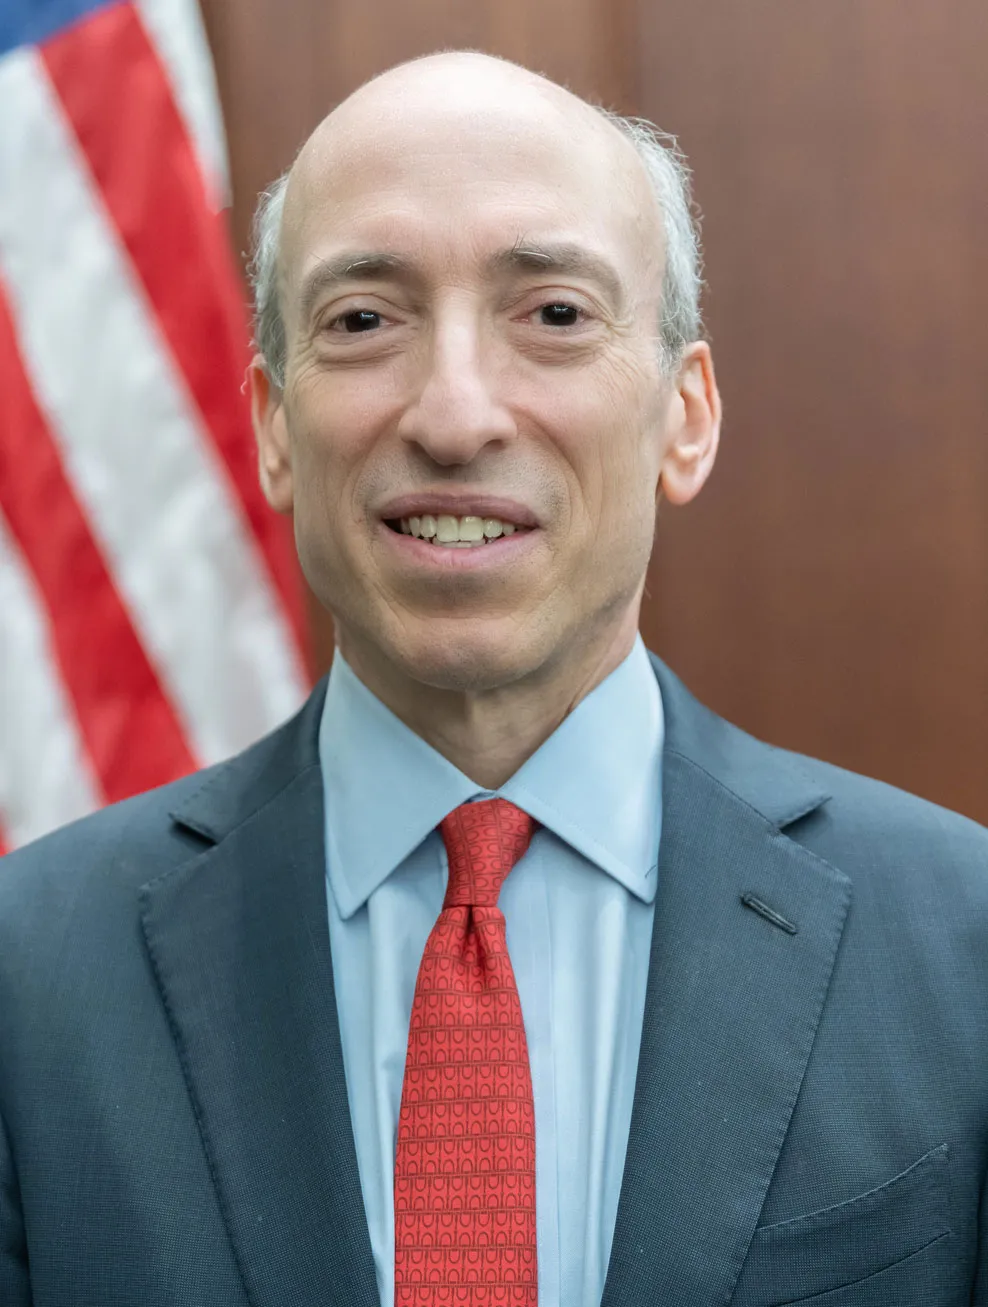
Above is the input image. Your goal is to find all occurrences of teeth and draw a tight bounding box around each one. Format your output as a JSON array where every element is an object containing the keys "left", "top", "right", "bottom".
[{"left": 399, "top": 514, "right": 525, "bottom": 544}]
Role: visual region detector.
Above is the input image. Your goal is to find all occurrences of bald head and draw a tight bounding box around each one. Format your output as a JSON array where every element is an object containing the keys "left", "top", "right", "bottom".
[
  {"left": 325, "top": 49, "right": 595, "bottom": 117},
  {"left": 250, "top": 52, "right": 702, "bottom": 387},
  {"left": 291, "top": 52, "right": 645, "bottom": 202}
]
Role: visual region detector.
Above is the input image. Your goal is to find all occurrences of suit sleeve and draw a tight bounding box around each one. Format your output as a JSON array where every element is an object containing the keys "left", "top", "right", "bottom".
[{"left": 0, "top": 1106, "right": 30, "bottom": 1305}]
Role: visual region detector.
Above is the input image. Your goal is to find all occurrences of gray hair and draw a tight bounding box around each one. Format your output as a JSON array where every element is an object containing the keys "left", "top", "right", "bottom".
[
  {"left": 248, "top": 108, "right": 704, "bottom": 388},
  {"left": 597, "top": 109, "right": 704, "bottom": 372}
]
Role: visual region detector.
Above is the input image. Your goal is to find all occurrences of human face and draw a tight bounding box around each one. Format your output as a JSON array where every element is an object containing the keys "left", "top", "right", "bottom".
[{"left": 253, "top": 68, "right": 704, "bottom": 699}]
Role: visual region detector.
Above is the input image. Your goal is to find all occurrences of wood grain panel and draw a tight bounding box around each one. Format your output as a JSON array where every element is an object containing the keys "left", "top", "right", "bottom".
[{"left": 635, "top": 0, "right": 988, "bottom": 820}]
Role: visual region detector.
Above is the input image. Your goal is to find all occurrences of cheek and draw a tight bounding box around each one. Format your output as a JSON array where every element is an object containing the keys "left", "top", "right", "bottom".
[
  {"left": 286, "top": 375, "right": 392, "bottom": 516},
  {"left": 548, "top": 375, "right": 662, "bottom": 518}
]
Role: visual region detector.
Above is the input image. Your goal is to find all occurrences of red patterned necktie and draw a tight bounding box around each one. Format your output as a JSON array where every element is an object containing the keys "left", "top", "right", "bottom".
[{"left": 394, "top": 797, "right": 539, "bottom": 1307}]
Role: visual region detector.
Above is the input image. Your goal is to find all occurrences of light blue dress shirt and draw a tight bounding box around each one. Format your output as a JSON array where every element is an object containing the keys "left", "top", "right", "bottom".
[{"left": 319, "top": 633, "right": 663, "bottom": 1307}]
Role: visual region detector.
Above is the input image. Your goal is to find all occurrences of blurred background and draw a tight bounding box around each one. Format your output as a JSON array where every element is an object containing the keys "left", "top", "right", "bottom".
[{"left": 2, "top": 0, "right": 986, "bottom": 850}]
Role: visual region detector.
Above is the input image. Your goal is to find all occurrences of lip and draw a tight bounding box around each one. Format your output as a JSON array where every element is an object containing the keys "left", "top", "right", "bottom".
[
  {"left": 377, "top": 519, "right": 542, "bottom": 571},
  {"left": 376, "top": 493, "right": 541, "bottom": 529}
]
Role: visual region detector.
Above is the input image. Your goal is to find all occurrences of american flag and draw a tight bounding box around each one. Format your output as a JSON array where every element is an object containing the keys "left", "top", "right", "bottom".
[{"left": 0, "top": 0, "right": 310, "bottom": 854}]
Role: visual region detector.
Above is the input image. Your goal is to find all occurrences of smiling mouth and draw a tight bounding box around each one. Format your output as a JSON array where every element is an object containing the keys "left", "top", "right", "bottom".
[{"left": 383, "top": 517, "right": 536, "bottom": 547}]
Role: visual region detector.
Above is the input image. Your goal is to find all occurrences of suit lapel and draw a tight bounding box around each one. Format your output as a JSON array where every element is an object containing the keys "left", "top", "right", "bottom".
[
  {"left": 601, "top": 659, "right": 851, "bottom": 1305},
  {"left": 140, "top": 685, "right": 380, "bottom": 1307}
]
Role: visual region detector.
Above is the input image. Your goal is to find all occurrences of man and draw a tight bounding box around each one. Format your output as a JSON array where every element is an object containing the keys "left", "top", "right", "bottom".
[{"left": 1, "top": 49, "right": 986, "bottom": 1307}]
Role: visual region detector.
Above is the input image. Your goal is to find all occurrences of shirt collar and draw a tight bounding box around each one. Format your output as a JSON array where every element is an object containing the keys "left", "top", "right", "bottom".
[{"left": 319, "top": 634, "right": 664, "bottom": 919}]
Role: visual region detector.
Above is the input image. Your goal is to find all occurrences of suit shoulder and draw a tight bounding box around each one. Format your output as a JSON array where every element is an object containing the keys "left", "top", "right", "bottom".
[
  {"left": 653, "top": 649, "right": 987, "bottom": 869},
  {"left": 765, "top": 745, "right": 988, "bottom": 913},
  {"left": 782, "top": 744, "right": 986, "bottom": 842},
  {"left": 0, "top": 766, "right": 217, "bottom": 916},
  {"left": 0, "top": 679, "right": 326, "bottom": 916}
]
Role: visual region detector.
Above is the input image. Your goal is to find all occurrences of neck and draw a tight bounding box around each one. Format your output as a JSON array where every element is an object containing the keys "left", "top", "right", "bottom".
[{"left": 334, "top": 608, "right": 642, "bottom": 791}]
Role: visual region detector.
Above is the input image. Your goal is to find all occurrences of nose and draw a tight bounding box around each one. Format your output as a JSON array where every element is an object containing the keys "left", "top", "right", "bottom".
[{"left": 396, "top": 308, "right": 517, "bottom": 463}]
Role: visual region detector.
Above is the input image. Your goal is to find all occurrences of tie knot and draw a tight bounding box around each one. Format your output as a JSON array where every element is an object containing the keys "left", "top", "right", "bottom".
[{"left": 439, "top": 798, "right": 536, "bottom": 908}]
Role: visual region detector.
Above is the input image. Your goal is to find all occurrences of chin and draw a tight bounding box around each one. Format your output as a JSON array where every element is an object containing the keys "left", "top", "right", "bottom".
[{"left": 388, "top": 625, "right": 534, "bottom": 694}]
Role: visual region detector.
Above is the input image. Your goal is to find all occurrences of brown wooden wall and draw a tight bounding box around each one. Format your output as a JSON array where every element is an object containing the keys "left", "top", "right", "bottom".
[{"left": 198, "top": 0, "right": 988, "bottom": 824}]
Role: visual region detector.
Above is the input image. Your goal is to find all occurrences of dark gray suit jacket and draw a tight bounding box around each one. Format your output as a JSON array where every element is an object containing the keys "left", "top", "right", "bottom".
[{"left": 2, "top": 652, "right": 987, "bottom": 1305}]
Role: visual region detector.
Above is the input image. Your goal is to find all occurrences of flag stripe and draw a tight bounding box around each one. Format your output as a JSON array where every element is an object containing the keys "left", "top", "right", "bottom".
[
  {"left": 134, "top": 0, "right": 229, "bottom": 204},
  {"left": 0, "top": 506, "right": 102, "bottom": 848},
  {"left": 41, "top": 3, "right": 307, "bottom": 656},
  {"left": 0, "top": 277, "right": 197, "bottom": 798},
  {"left": 0, "top": 46, "right": 306, "bottom": 765}
]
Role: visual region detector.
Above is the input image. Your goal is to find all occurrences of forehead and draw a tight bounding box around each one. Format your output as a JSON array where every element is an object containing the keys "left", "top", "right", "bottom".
[{"left": 281, "top": 76, "right": 661, "bottom": 297}]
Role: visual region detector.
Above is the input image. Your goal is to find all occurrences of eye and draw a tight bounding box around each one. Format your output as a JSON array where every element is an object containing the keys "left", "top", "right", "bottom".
[
  {"left": 330, "top": 309, "right": 383, "bottom": 333},
  {"left": 324, "top": 308, "right": 386, "bottom": 334},
  {"left": 538, "top": 302, "right": 582, "bottom": 327}
]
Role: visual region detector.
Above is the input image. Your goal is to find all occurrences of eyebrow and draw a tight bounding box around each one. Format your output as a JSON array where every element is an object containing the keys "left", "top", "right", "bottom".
[
  {"left": 297, "top": 253, "right": 417, "bottom": 324},
  {"left": 295, "top": 240, "right": 627, "bottom": 323},
  {"left": 487, "top": 242, "right": 626, "bottom": 309}
]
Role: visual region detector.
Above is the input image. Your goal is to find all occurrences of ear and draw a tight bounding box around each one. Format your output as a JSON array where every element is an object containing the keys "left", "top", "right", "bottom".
[
  {"left": 249, "top": 354, "right": 294, "bottom": 514},
  {"left": 657, "top": 340, "right": 722, "bottom": 506}
]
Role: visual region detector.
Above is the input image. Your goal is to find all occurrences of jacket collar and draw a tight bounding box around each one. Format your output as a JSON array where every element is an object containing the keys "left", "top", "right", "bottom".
[{"left": 651, "top": 652, "right": 830, "bottom": 828}]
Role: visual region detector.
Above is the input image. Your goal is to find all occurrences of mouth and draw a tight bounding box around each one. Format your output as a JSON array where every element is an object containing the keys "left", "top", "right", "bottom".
[
  {"left": 378, "top": 516, "right": 541, "bottom": 570},
  {"left": 382, "top": 514, "right": 534, "bottom": 543}
]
